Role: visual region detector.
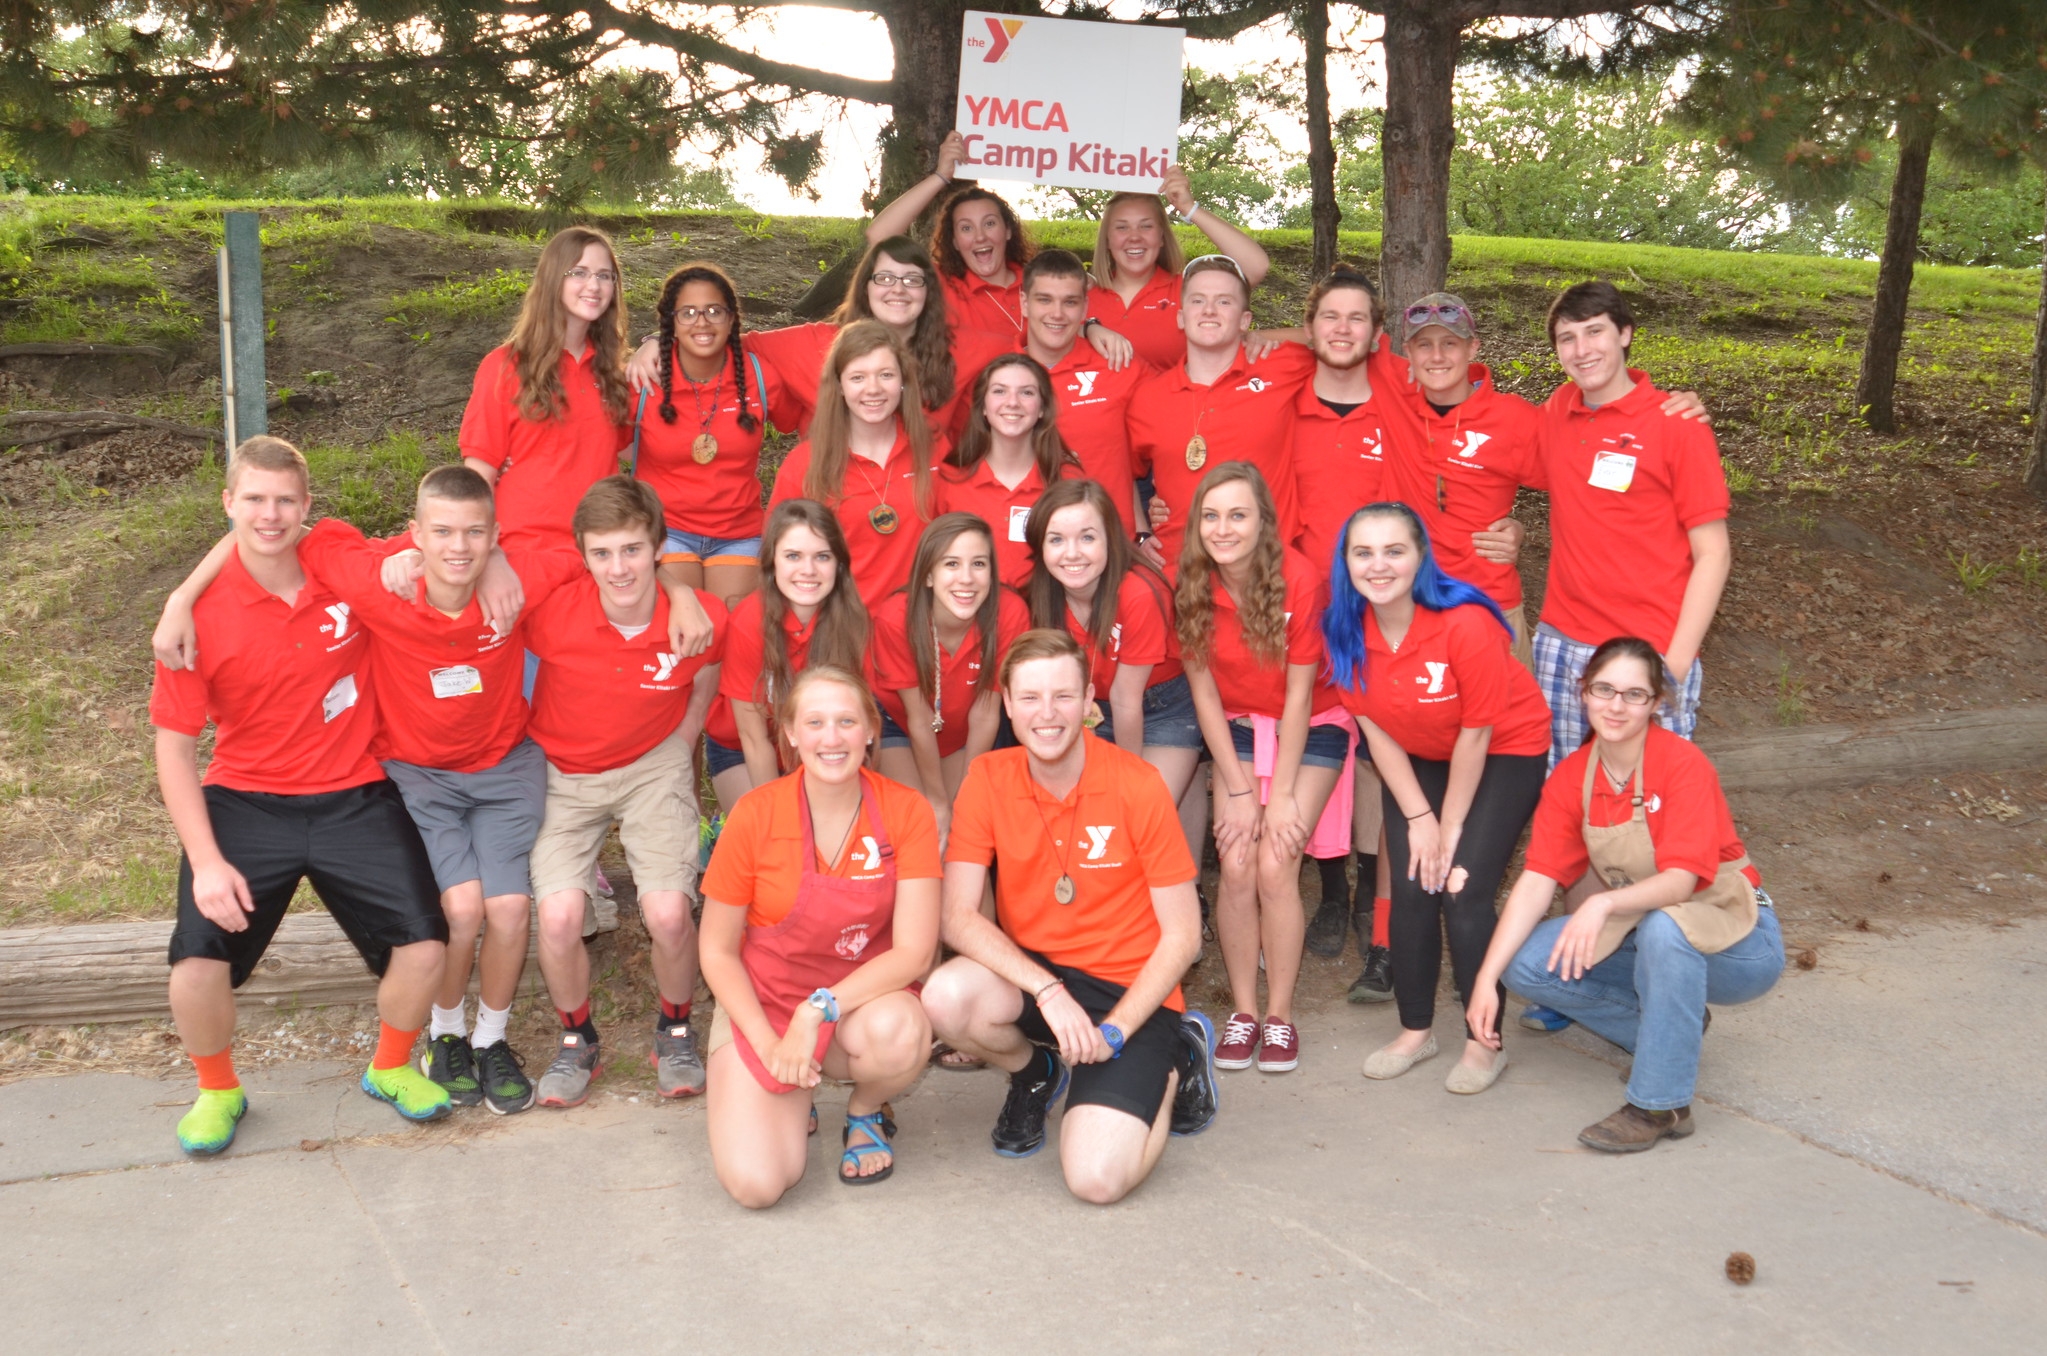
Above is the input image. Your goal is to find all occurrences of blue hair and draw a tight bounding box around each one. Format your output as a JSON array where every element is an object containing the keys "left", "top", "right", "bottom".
[{"left": 1321, "top": 501, "right": 1511, "bottom": 694}]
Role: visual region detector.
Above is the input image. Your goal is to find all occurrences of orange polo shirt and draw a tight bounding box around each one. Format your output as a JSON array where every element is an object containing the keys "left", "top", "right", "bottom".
[
  {"left": 946, "top": 735, "right": 1198, "bottom": 1007},
  {"left": 768, "top": 425, "right": 939, "bottom": 608},
  {"left": 459, "top": 344, "right": 631, "bottom": 553},
  {"left": 1086, "top": 271, "right": 1185, "bottom": 371}
]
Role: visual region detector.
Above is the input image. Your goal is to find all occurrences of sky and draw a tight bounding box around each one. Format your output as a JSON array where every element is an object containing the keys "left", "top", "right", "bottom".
[{"left": 623, "top": 4, "right": 1389, "bottom": 216}]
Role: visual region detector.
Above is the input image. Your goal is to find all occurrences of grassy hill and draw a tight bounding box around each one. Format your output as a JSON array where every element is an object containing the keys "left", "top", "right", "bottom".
[{"left": 0, "top": 196, "right": 2042, "bottom": 927}]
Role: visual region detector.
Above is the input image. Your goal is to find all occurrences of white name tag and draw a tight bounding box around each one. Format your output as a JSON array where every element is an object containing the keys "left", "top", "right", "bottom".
[
  {"left": 430, "top": 665, "right": 483, "bottom": 699},
  {"left": 1008, "top": 505, "right": 1031, "bottom": 543},
  {"left": 1589, "top": 451, "right": 1636, "bottom": 492},
  {"left": 321, "top": 673, "right": 359, "bottom": 723}
]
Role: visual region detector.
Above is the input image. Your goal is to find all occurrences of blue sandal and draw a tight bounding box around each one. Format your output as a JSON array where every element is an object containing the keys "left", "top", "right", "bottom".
[{"left": 839, "top": 1110, "right": 896, "bottom": 1186}]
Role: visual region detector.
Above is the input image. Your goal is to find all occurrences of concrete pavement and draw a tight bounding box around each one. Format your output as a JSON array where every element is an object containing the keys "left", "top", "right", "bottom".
[{"left": 5, "top": 922, "right": 2044, "bottom": 1353}]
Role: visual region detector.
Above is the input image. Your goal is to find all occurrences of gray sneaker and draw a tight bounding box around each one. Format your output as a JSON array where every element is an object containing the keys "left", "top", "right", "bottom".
[
  {"left": 534, "top": 1031, "right": 602, "bottom": 1108},
  {"left": 652, "top": 1022, "right": 706, "bottom": 1098}
]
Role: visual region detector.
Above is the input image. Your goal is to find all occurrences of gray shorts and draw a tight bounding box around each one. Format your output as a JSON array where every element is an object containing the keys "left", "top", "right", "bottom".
[{"left": 381, "top": 738, "right": 549, "bottom": 900}]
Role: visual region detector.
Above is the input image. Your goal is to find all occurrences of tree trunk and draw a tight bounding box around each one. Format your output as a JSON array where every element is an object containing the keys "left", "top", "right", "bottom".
[
  {"left": 1302, "top": 0, "right": 1341, "bottom": 278},
  {"left": 1856, "top": 118, "right": 1935, "bottom": 434},
  {"left": 2028, "top": 181, "right": 2047, "bottom": 500},
  {"left": 1378, "top": 3, "right": 1464, "bottom": 349}
]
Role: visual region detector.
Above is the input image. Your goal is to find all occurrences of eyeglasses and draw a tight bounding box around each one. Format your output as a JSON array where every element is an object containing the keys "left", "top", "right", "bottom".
[
  {"left": 563, "top": 266, "right": 618, "bottom": 286},
  {"left": 870, "top": 271, "right": 928, "bottom": 290},
  {"left": 1182, "top": 253, "right": 1248, "bottom": 281},
  {"left": 1404, "top": 302, "right": 1471, "bottom": 330},
  {"left": 1586, "top": 682, "right": 1656, "bottom": 707},
  {"left": 672, "top": 305, "right": 731, "bottom": 323}
]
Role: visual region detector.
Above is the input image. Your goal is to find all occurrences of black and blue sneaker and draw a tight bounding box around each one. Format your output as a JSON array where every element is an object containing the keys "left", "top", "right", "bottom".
[
  {"left": 991, "top": 1050, "right": 1069, "bottom": 1158},
  {"left": 1170, "top": 1010, "right": 1220, "bottom": 1137}
]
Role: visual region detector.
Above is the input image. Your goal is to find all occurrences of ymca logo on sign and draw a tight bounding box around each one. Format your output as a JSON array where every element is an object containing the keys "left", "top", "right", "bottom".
[
  {"left": 1072, "top": 370, "right": 1099, "bottom": 398},
  {"left": 321, "top": 602, "right": 352, "bottom": 641},
  {"left": 1422, "top": 662, "right": 1448, "bottom": 694},
  {"left": 1456, "top": 430, "right": 1492, "bottom": 459},
  {"left": 647, "top": 654, "right": 680, "bottom": 683},
  {"left": 1084, "top": 826, "right": 1116, "bottom": 860},
  {"left": 978, "top": 15, "right": 1024, "bottom": 61}
]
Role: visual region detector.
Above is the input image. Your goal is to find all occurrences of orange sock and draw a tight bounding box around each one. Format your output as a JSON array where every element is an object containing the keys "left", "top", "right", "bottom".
[
  {"left": 372, "top": 1021, "right": 420, "bottom": 1071},
  {"left": 1372, "top": 898, "right": 1391, "bottom": 948},
  {"left": 190, "top": 1046, "right": 239, "bottom": 1092}
]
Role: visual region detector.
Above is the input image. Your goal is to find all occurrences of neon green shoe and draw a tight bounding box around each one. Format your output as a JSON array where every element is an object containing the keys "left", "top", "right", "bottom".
[
  {"left": 361, "top": 1062, "right": 452, "bottom": 1122},
  {"left": 176, "top": 1087, "right": 247, "bottom": 1156}
]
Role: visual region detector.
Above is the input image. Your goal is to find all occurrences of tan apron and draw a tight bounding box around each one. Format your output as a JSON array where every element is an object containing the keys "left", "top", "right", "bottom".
[{"left": 1581, "top": 758, "right": 1757, "bottom": 965}]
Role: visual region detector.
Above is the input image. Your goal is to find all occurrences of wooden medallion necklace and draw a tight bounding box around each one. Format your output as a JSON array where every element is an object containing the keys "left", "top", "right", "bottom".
[
  {"left": 1028, "top": 770, "right": 1086, "bottom": 905},
  {"left": 848, "top": 448, "right": 900, "bottom": 534},
  {"left": 683, "top": 365, "right": 724, "bottom": 465}
]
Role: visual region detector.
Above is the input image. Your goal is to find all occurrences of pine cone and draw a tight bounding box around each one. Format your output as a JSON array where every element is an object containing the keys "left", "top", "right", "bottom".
[{"left": 1725, "top": 1251, "right": 1756, "bottom": 1285}]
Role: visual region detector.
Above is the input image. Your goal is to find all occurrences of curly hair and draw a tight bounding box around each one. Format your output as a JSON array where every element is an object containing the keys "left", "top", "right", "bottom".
[
  {"left": 653, "top": 261, "right": 757, "bottom": 434},
  {"left": 929, "top": 185, "right": 1032, "bottom": 282},
  {"left": 949, "top": 353, "right": 1079, "bottom": 484},
  {"left": 504, "top": 226, "right": 629, "bottom": 425},
  {"left": 1175, "top": 461, "right": 1287, "bottom": 669},
  {"left": 833, "top": 236, "right": 956, "bottom": 413}
]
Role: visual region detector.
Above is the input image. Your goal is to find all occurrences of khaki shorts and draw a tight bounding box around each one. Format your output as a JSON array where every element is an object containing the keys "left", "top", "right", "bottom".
[
  {"left": 529, "top": 727, "right": 701, "bottom": 902},
  {"left": 1503, "top": 604, "right": 1535, "bottom": 672}
]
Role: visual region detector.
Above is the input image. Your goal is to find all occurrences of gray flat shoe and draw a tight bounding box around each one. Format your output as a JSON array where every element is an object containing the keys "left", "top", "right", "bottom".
[
  {"left": 1362, "top": 1032, "right": 1438, "bottom": 1080},
  {"left": 1445, "top": 1051, "right": 1508, "bottom": 1095}
]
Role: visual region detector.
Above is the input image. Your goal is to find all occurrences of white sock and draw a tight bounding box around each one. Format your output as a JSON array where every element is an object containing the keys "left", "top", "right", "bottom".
[
  {"left": 471, "top": 1001, "right": 512, "bottom": 1050},
  {"left": 429, "top": 1002, "right": 468, "bottom": 1041}
]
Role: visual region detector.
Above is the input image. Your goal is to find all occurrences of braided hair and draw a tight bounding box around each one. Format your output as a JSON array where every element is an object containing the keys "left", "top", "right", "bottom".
[{"left": 654, "top": 261, "right": 758, "bottom": 434}]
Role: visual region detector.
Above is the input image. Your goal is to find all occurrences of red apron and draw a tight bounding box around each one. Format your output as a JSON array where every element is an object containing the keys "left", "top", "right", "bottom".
[{"left": 733, "top": 770, "right": 900, "bottom": 1093}]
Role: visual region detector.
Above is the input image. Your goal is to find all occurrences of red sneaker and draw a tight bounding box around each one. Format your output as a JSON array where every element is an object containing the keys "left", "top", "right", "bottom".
[
  {"left": 1214, "top": 1011, "right": 1259, "bottom": 1070},
  {"left": 1257, "top": 1018, "right": 1300, "bottom": 1073}
]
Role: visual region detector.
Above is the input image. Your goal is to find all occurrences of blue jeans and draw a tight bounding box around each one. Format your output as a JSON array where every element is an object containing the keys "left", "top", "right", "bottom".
[{"left": 1505, "top": 900, "right": 1783, "bottom": 1111}]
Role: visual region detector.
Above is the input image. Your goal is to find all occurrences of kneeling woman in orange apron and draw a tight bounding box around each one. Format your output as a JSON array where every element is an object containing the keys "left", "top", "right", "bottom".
[
  {"left": 697, "top": 667, "right": 942, "bottom": 1205},
  {"left": 1466, "top": 637, "right": 1785, "bottom": 1153}
]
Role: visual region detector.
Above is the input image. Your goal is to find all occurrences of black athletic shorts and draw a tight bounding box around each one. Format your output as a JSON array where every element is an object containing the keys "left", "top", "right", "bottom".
[
  {"left": 1014, "top": 949, "right": 1187, "bottom": 1124},
  {"left": 169, "top": 780, "right": 447, "bottom": 987}
]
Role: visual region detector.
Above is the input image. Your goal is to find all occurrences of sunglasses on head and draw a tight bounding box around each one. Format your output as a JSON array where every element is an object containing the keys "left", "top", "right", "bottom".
[
  {"left": 1182, "top": 253, "right": 1248, "bottom": 281},
  {"left": 1404, "top": 301, "right": 1472, "bottom": 330}
]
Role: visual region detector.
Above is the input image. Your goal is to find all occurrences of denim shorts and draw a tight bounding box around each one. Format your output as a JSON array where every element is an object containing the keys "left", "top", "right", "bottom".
[
  {"left": 661, "top": 528, "right": 761, "bottom": 567},
  {"left": 703, "top": 734, "right": 747, "bottom": 776},
  {"left": 1228, "top": 718, "right": 1352, "bottom": 770},
  {"left": 877, "top": 707, "right": 912, "bottom": 750},
  {"left": 1094, "top": 672, "right": 1203, "bottom": 750}
]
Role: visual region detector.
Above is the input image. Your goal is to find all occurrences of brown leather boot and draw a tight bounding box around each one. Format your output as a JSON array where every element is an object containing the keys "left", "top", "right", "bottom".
[{"left": 1578, "top": 1102, "right": 1694, "bottom": 1152}]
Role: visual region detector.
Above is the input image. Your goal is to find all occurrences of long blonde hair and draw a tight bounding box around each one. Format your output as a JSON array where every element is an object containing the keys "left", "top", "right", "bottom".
[
  {"left": 505, "top": 227, "right": 630, "bottom": 425},
  {"left": 1175, "top": 462, "right": 1287, "bottom": 668},
  {"left": 804, "top": 319, "right": 934, "bottom": 521},
  {"left": 1091, "top": 193, "right": 1184, "bottom": 288}
]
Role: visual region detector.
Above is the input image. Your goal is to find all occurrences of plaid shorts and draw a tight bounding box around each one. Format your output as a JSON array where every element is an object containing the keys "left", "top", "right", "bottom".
[{"left": 1533, "top": 624, "right": 1703, "bottom": 771}]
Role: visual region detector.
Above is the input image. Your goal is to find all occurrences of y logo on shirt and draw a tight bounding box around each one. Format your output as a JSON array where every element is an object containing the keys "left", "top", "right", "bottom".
[
  {"left": 856, "top": 836, "right": 881, "bottom": 871},
  {"left": 1422, "top": 662, "right": 1449, "bottom": 694},
  {"left": 1084, "top": 826, "right": 1116, "bottom": 860},
  {"left": 321, "top": 603, "right": 352, "bottom": 641},
  {"left": 1455, "top": 431, "right": 1492, "bottom": 459},
  {"left": 1071, "top": 371, "right": 1099, "bottom": 399},
  {"left": 647, "top": 654, "right": 680, "bottom": 683}
]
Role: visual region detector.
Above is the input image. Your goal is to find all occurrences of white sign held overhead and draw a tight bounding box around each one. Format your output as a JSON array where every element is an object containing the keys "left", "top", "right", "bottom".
[{"left": 955, "top": 11, "right": 1184, "bottom": 193}]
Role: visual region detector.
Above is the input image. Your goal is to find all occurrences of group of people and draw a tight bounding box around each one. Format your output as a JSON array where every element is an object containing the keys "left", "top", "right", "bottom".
[{"left": 145, "top": 143, "right": 1785, "bottom": 1208}]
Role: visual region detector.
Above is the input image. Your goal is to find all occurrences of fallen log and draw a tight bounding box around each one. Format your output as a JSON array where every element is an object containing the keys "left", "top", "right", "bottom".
[
  {"left": 0, "top": 342, "right": 171, "bottom": 360},
  {"left": 0, "top": 899, "right": 619, "bottom": 1031},
  {"left": 1, "top": 409, "right": 217, "bottom": 450},
  {"left": 1700, "top": 704, "right": 2047, "bottom": 793}
]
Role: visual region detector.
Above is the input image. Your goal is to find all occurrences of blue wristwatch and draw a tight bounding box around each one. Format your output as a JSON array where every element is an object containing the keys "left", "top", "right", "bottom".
[
  {"left": 807, "top": 988, "right": 840, "bottom": 1023},
  {"left": 1099, "top": 1023, "right": 1126, "bottom": 1059}
]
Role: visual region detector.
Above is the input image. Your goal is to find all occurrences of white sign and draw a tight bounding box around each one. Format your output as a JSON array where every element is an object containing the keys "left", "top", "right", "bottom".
[{"left": 955, "top": 11, "right": 1183, "bottom": 193}]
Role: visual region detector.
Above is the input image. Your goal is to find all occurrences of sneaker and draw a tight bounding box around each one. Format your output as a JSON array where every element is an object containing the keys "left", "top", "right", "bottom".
[
  {"left": 1578, "top": 1102, "right": 1694, "bottom": 1153},
  {"left": 651, "top": 1022, "right": 706, "bottom": 1098},
  {"left": 1256, "top": 1018, "right": 1300, "bottom": 1073},
  {"left": 1170, "top": 1010, "right": 1220, "bottom": 1137},
  {"left": 990, "top": 1052, "right": 1069, "bottom": 1158},
  {"left": 176, "top": 1087, "right": 247, "bottom": 1156},
  {"left": 1214, "top": 1011, "right": 1258, "bottom": 1070},
  {"left": 361, "top": 1062, "right": 453, "bottom": 1122},
  {"left": 1519, "top": 1004, "right": 1572, "bottom": 1033},
  {"left": 419, "top": 1033, "right": 482, "bottom": 1107},
  {"left": 475, "top": 1040, "right": 536, "bottom": 1115},
  {"left": 1346, "top": 946, "right": 1394, "bottom": 1003},
  {"left": 1305, "top": 896, "right": 1350, "bottom": 957},
  {"left": 535, "top": 1031, "right": 602, "bottom": 1108}
]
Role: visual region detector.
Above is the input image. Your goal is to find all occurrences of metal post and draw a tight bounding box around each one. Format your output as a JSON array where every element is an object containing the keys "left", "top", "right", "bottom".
[{"left": 217, "top": 210, "right": 266, "bottom": 454}]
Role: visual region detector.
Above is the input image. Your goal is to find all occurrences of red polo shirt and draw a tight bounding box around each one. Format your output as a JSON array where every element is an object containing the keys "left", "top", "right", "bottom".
[
  {"left": 943, "top": 270, "right": 1026, "bottom": 353},
  {"left": 768, "top": 425, "right": 939, "bottom": 608},
  {"left": 1086, "top": 271, "right": 1185, "bottom": 371},
  {"left": 1336, "top": 602, "right": 1550, "bottom": 762},
  {"left": 459, "top": 344, "right": 630, "bottom": 553},
  {"left": 1196, "top": 549, "right": 1340, "bottom": 719},
  {"left": 935, "top": 455, "right": 1079, "bottom": 589},
  {"left": 1372, "top": 350, "right": 1543, "bottom": 611},
  {"left": 1039, "top": 338, "right": 1150, "bottom": 536},
  {"left": 869, "top": 588, "right": 1029, "bottom": 758},
  {"left": 525, "top": 579, "right": 727, "bottom": 775},
  {"left": 1527, "top": 725, "right": 1761, "bottom": 889},
  {"left": 1065, "top": 567, "right": 1180, "bottom": 691},
  {"left": 1290, "top": 382, "right": 1389, "bottom": 577},
  {"left": 744, "top": 322, "right": 836, "bottom": 433},
  {"left": 1127, "top": 343, "right": 1316, "bottom": 569},
  {"left": 631, "top": 342, "right": 801, "bottom": 541},
  {"left": 1534, "top": 370, "right": 1730, "bottom": 652},
  {"left": 705, "top": 591, "right": 818, "bottom": 748},
  {"left": 149, "top": 547, "right": 383, "bottom": 795},
  {"left": 295, "top": 520, "right": 586, "bottom": 773}
]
